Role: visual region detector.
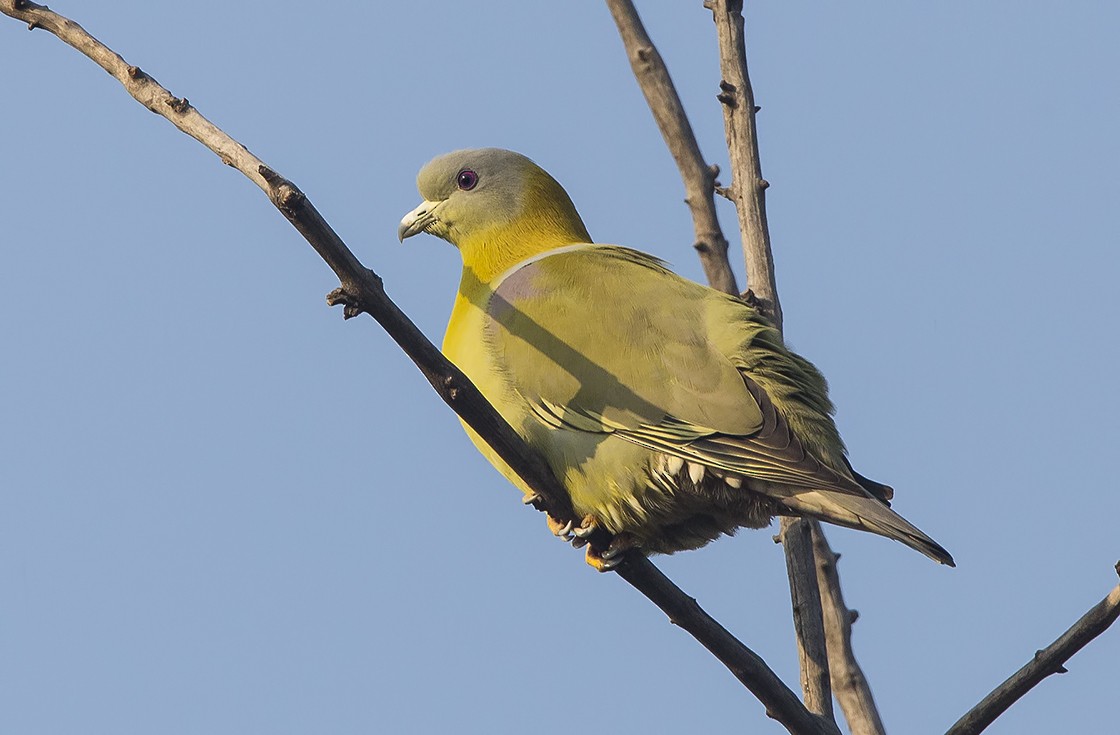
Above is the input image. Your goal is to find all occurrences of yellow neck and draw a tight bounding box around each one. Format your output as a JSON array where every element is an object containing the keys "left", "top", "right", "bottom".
[{"left": 456, "top": 173, "right": 591, "bottom": 286}]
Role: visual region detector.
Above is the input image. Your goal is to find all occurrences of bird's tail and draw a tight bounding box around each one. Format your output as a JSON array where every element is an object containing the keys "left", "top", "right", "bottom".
[{"left": 781, "top": 489, "right": 955, "bottom": 566}]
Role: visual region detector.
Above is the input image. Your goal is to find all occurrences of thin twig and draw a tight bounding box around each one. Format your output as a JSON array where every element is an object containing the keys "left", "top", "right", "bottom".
[
  {"left": 604, "top": 0, "right": 737, "bottom": 295},
  {"left": 706, "top": 0, "right": 836, "bottom": 722},
  {"left": 812, "top": 524, "right": 887, "bottom": 735},
  {"left": 0, "top": 2, "right": 836, "bottom": 733},
  {"left": 945, "top": 563, "right": 1120, "bottom": 735}
]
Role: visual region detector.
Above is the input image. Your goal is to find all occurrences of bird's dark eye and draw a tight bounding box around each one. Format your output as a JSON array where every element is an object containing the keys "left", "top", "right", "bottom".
[{"left": 456, "top": 169, "right": 479, "bottom": 191}]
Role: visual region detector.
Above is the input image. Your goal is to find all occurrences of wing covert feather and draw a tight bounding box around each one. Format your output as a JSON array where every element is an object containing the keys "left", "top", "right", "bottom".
[
  {"left": 486, "top": 246, "right": 862, "bottom": 498},
  {"left": 487, "top": 246, "right": 762, "bottom": 434}
]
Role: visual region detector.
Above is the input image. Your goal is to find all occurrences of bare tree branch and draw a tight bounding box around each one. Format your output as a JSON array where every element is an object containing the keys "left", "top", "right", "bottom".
[
  {"left": 0, "top": 0, "right": 577, "bottom": 528},
  {"left": 604, "top": 0, "right": 738, "bottom": 296},
  {"left": 779, "top": 518, "right": 835, "bottom": 721},
  {"left": 1, "top": 2, "right": 837, "bottom": 733},
  {"left": 704, "top": 0, "right": 781, "bottom": 328},
  {"left": 705, "top": 0, "right": 837, "bottom": 722},
  {"left": 945, "top": 563, "right": 1120, "bottom": 735},
  {"left": 812, "top": 525, "right": 887, "bottom": 735}
]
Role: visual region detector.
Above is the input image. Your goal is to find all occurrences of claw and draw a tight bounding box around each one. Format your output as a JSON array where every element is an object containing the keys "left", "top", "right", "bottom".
[
  {"left": 601, "top": 543, "right": 625, "bottom": 561},
  {"left": 573, "top": 514, "right": 598, "bottom": 539},
  {"left": 595, "top": 553, "right": 623, "bottom": 571},
  {"left": 546, "top": 515, "right": 574, "bottom": 541},
  {"left": 571, "top": 537, "right": 589, "bottom": 549},
  {"left": 522, "top": 492, "right": 541, "bottom": 505}
]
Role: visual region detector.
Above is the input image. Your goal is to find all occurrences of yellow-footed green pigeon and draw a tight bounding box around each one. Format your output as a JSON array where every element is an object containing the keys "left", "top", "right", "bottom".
[{"left": 399, "top": 148, "right": 953, "bottom": 569}]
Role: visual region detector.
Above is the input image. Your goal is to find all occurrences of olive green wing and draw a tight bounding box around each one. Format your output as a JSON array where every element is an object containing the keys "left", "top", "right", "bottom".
[{"left": 488, "top": 245, "right": 861, "bottom": 495}]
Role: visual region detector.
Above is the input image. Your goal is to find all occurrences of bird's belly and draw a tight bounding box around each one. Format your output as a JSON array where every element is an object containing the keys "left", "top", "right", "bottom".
[
  {"left": 533, "top": 427, "right": 651, "bottom": 524},
  {"left": 444, "top": 285, "right": 777, "bottom": 555},
  {"left": 538, "top": 428, "right": 773, "bottom": 553}
]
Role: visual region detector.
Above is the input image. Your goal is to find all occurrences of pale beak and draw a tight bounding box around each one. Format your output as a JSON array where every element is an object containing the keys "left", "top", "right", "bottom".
[{"left": 398, "top": 200, "right": 440, "bottom": 241}]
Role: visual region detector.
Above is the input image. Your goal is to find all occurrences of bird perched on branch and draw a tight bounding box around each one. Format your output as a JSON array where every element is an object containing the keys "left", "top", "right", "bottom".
[{"left": 399, "top": 148, "right": 953, "bottom": 570}]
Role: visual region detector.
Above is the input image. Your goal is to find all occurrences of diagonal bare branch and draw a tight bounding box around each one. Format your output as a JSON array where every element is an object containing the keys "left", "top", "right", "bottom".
[
  {"left": 1, "top": 2, "right": 837, "bottom": 733},
  {"left": 0, "top": 0, "right": 575, "bottom": 528},
  {"left": 604, "top": 0, "right": 737, "bottom": 296},
  {"left": 945, "top": 563, "right": 1120, "bottom": 735},
  {"left": 616, "top": 555, "right": 840, "bottom": 735}
]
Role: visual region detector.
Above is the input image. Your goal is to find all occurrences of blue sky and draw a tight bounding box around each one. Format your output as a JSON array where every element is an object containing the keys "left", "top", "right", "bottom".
[{"left": 2, "top": 3, "right": 1117, "bottom": 733}]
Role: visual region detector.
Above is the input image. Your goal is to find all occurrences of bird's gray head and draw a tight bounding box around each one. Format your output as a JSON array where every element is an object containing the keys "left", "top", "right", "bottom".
[{"left": 397, "top": 148, "right": 590, "bottom": 254}]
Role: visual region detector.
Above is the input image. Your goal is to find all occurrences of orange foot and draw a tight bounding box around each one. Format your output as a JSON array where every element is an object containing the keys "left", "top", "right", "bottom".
[
  {"left": 585, "top": 532, "right": 637, "bottom": 572},
  {"left": 547, "top": 513, "right": 600, "bottom": 545},
  {"left": 545, "top": 514, "right": 637, "bottom": 571}
]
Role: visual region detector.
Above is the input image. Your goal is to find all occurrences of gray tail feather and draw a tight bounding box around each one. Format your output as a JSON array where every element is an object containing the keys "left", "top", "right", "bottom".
[{"left": 782, "top": 490, "right": 955, "bottom": 567}]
